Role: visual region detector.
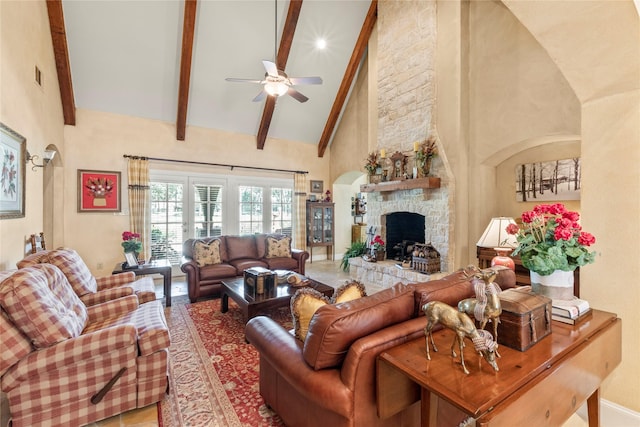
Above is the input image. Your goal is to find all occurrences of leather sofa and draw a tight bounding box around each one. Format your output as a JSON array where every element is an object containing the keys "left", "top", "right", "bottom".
[
  {"left": 0, "top": 264, "right": 170, "bottom": 427},
  {"left": 245, "top": 267, "right": 516, "bottom": 427},
  {"left": 181, "top": 234, "right": 309, "bottom": 302}
]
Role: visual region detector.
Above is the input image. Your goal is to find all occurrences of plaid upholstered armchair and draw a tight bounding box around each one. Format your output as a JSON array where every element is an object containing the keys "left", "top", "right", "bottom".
[
  {"left": 0, "top": 264, "right": 170, "bottom": 427},
  {"left": 17, "top": 248, "right": 156, "bottom": 306}
]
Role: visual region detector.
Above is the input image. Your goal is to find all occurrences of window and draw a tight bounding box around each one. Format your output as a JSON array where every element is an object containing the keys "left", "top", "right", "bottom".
[
  {"left": 149, "top": 182, "right": 184, "bottom": 264},
  {"left": 271, "top": 187, "right": 292, "bottom": 235},
  {"left": 239, "top": 186, "right": 263, "bottom": 234},
  {"left": 194, "top": 184, "right": 223, "bottom": 238}
]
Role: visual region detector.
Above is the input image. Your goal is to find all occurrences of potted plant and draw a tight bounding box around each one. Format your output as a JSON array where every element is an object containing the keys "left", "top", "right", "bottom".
[
  {"left": 340, "top": 241, "right": 367, "bottom": 272},
  {"left": 506, "top": 203, "right": 596, "bottom": 299},
  {"left": 122, "top": 231, "right": 143, "bottom": 261},
  {"left": 371, "top": 235, "right": 386, "bottom": 261},
  {"left": 414, "top": 137, "right": 438, "bottom": 177}
]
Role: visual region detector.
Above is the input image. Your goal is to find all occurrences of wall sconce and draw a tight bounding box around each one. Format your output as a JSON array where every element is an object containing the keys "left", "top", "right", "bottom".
[{"left": 26, "top": 149, "right": 56, "bottom": 171}]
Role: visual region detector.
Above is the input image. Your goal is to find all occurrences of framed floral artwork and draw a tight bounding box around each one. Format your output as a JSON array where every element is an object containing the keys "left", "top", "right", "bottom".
[
  {"left": 0, "top": 122, "right": 26, "bottom": 219},
  {"left": 77, "top": 169, "right": 121, "bottom": 212}
]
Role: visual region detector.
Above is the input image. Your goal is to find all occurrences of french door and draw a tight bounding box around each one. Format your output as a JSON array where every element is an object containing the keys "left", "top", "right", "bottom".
[{"left": 149, "top": 172, "right": 292, "bottom": 274}]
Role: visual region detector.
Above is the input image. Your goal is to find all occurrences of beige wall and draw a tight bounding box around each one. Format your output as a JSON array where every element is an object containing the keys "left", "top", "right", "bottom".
[
  {"left": 0, "top": 0, "right": 65, "bottom": 270},
  {"left": 62, "top": 109, "right": 331, "bottom": 273}
]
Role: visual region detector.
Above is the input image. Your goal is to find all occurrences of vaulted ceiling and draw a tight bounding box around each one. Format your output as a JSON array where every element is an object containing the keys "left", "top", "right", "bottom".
[{"left": 47, "top": 0, "right": 377, "bottom": 157}]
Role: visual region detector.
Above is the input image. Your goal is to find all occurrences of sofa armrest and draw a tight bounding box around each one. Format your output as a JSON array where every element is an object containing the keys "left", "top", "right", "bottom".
[
  {"left": 86, "top": 295, "right": 139, "bottom": 323},
  {"left": 291, "top": 249, "right": 309, "bottom": 275},
  {"left": 245, "top": 316, "right": 352, "bottom": 412},
  {"left": 180, "top": 257, "right": 201, "bottom": 301},
  {"left": 2, "top": 324, "right": 137, "bottom": 389},
  {"left": 96, "top": 271, "right": 136, "bottom": 290},
  {"left": 80, "top": 287, "right": 134, "bottom": 306}
]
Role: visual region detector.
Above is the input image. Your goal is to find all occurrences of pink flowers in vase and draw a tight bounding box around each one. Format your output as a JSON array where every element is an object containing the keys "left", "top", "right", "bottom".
[{"left": 507, "top": 203, "right": 596, "bottom": 276}]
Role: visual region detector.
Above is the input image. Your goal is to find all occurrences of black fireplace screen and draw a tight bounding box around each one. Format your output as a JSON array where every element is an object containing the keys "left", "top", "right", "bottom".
[{"left": 385, "top": 212, "right": 425, "bottom": 261}]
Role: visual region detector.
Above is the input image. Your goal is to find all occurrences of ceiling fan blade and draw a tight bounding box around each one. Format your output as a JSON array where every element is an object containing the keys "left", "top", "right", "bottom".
[
  {"left": 225, "top": 78, "right": 263, "bottom": 84},
  {"left": 262, "top": 60, "right": 279, "bottom": 77},
  {"left": 252, "top": 90, "right": 267, "bottom": 102},
  {"left": 287, "top": 88, "right": 309, "bottom": 103},
  {"left": 289, "top": 76, "right": 323, "bottom": 85}
]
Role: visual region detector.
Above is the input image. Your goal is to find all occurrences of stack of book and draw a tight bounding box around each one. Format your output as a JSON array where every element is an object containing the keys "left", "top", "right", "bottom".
[{"left": 551, "top": 297, "right": 592, "bottom": 325}]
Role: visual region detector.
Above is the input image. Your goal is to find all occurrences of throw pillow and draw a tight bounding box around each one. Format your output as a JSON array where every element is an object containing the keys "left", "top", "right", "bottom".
[
  {"left": 266, "top": 236, "right": 292, "bottom": 258},
  {"left": 193, "top": 239, "right": 222, "bottom": 267},
  {"left": 332, "top": 280, "right": 367, "bottom": 304},
  {"left": 290, "top": 287, "right": 330, "bottom": 341}
]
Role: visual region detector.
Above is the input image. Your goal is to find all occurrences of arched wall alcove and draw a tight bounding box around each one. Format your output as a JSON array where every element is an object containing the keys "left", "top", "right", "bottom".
[{"left": 42, "top": 143, "right": 63, "bottom": 249}]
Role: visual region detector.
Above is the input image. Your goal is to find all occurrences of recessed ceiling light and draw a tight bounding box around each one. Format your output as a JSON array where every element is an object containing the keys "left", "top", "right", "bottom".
[{"left": 315, "top": 38, "right": 327, "bottom": 50}]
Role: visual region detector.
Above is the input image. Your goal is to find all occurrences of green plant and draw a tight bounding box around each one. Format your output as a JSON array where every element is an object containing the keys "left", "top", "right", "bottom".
[
  {"left": 121, "top": 231, "right": 143, "bottom": 254},
  {"left": 340, "top": 241, "right": 367, "bottom": 272}
]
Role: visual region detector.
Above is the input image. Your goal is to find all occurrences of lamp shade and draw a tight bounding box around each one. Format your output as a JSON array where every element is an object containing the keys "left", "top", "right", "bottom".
[
  {"left": 264, "top": 81, "right": 288, "bottom": 97},
  {"left": 476, "top": 217, "right": 518, "bottom": 248}
]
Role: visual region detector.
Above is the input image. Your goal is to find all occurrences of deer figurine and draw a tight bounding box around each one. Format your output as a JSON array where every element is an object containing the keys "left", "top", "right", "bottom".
[
  {"left": 458, "top": 266, "right": 503, "bottom": 345},
  {"left": 422, "top": 301, "right": 499, "bottom": 375}
]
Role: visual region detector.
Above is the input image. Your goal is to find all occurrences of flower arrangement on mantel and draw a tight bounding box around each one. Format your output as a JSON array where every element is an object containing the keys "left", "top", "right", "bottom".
[
  {"left": 364, "top": 152, "right": 381, "bottom": 175},
  {"left": 506, "top": 203, "right": 596, "bottom": 276},
  {"left": 121, "top": 231, "right": 143, "bottom": 254},
  {"left": 414, "top": 136, "right": 438, "bottom": 177}
]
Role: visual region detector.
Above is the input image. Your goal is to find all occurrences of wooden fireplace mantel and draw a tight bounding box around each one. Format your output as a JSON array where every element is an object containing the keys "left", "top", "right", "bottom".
[{"left": 360, "top": 177, "right": 441, "bottom": 193}]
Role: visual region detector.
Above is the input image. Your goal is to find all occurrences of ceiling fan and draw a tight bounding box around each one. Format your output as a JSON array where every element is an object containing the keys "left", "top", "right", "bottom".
[{"left": 225, "top": 0, "right": 322, "bottom": 103}]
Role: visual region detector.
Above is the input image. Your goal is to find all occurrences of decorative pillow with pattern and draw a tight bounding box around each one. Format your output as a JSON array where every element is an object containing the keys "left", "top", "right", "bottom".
[
  {"left": 193, "top": 239, "right": 222, "bottom": 267},
  {"left": 290, "top": 287, "right": 330, "bottom": 341},
  {"left": 266, "top": 236, "right": 292, "bottom": 259},
  {"left": 332, "top": 280, "right": 367, "bottom": 304}
]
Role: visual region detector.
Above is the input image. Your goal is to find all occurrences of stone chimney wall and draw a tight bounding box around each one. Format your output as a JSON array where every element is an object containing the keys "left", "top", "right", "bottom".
[{"left": 368, "top": 0, "right": 452, "bottom": 272}]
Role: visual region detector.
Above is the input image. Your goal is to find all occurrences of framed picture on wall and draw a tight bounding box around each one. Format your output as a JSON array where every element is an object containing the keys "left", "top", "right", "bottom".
[
  {"left": 515, "top": 158, "right": 581, "bottom": 202},
  {"left": 310, "top": 180, "right": 323, "bottom": 193},
  {"left": 0, "top": 122, "right": 26, "bottom": 219},
  {"left": 77, "top": 169, "right": 121, "bottom": 212}
]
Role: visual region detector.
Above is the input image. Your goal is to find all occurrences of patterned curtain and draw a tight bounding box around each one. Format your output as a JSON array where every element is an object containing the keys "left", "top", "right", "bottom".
[
  {"left": 293, "top": 173, "right": 307, "bottom": 250},
  {"left": 127, "top": 157, "right": 150, "bottom": 260}
]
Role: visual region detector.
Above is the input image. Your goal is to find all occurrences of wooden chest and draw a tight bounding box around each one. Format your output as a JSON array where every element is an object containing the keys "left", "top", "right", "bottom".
[{"left": 497, "top": 287, "right": 552, "bottom": 351}]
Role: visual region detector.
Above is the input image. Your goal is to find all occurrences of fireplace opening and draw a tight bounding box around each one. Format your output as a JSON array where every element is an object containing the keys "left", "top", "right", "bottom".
[{"left": 385, "top": 212, "right": 426, "bottom": 261}]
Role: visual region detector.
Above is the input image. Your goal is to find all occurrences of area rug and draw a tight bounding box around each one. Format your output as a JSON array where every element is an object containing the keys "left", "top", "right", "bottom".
[{"left": 159, "top": 297, "right": 290, "bottom": 426}]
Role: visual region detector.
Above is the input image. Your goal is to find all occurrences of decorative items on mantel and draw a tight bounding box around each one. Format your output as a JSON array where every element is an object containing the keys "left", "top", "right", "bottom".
[
  {"left": 507, "top": 203, "right": 596, "bottom": 301},
  {"left": 363, "top": 136, "right": 439, "bottom": 185}
]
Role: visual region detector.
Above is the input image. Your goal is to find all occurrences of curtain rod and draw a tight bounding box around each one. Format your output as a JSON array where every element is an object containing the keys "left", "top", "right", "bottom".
[{"left": 123, "top": 155, "right": 308, "bottom": 175}]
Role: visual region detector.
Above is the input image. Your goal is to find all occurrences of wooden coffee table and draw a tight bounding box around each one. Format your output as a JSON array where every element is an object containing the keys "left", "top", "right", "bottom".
[
  {"left": 220, "top": 276, "right": 334, "bottom": 323},
  {"left": 377, "top": 310, "right": 621, "bottom": 427}
]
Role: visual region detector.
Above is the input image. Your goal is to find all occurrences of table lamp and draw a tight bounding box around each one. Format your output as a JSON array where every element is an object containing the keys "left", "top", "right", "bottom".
[{"left": 476, "top": 217, "right": 518, "bottom": 270}]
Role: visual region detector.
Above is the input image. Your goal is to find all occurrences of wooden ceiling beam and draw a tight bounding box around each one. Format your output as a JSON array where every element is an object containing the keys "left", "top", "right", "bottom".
[
  {"left": 176, "top": 0, "right": 197, "bottom": 141},
  {"left": 317, "top": 0, "right": 377, "bottom": 158},
  {"left": 46, "top": 0, "right": 76, "bottom": 126},
  {"left": 256, "top": 0, "right": 303, "bottom": 150}
]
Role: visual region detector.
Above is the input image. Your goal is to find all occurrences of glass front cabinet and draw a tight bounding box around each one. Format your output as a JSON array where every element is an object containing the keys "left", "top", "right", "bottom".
[{"left": 306, "top": 201, "right": 334, "bottom": 262}]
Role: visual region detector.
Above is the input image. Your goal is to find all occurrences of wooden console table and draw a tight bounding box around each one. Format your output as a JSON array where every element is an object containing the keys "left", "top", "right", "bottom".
[{"left": 377, "top": 310, "right": 621, "bottom": 426}]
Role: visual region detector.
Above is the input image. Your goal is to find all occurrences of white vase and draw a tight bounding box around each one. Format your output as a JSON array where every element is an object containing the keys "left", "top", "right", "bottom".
[{"left": 530, "top": 270, "right": 574, "bottom": 300}]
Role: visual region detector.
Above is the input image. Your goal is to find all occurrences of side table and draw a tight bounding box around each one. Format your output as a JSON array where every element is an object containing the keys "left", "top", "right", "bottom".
[
  {"left": 112, "top": 259, "right": 173, "bottom": 307},
  {"left": 377, "top": 310, "right": 621, "bottom": 426}
]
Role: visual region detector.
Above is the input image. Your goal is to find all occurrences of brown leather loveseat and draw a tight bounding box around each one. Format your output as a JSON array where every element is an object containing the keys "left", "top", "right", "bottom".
[
  {"left": 245, "top": 268, "right": 516, "bottom": 427},
  {"left": 181, "top": 234, "right": 309, "bottom": 302}
]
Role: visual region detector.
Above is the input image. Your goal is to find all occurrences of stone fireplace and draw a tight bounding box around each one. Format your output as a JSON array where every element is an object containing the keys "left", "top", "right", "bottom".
[{"left": 367, "top": 183, "right": 451, "bottom": 272}]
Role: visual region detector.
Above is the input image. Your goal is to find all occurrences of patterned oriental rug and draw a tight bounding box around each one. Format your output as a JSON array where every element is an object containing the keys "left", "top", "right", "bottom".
[{"left": 159, "top": 298, "right": 290, "bottom": 426}]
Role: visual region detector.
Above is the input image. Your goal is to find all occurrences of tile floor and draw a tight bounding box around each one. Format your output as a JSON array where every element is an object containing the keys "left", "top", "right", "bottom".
[{"left": 92, "top": 260, "right": 592, "bottom": 427}]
